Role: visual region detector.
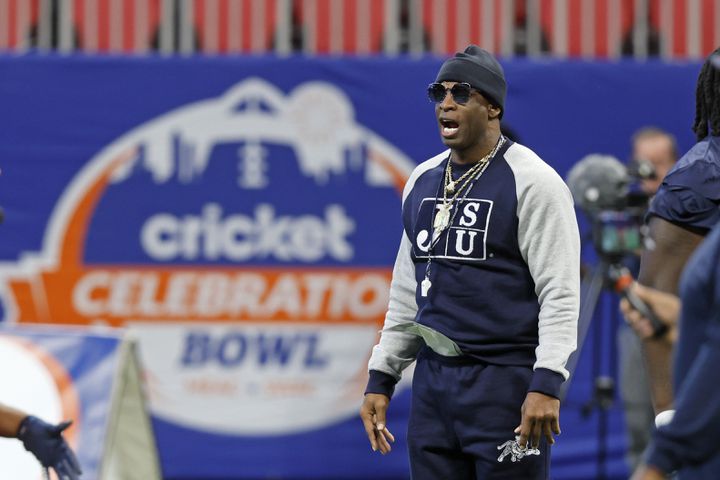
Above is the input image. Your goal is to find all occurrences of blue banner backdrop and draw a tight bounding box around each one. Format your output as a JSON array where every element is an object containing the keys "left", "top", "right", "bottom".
[{"left": 0, "top": 54, "right": 701, "bottom": 480}]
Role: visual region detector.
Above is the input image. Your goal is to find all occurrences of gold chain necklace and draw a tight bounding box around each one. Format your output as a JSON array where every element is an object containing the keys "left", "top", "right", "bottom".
[
  {"left": 444, "top": 157, "right": 485, "bottom": 195},
  {"left": 432, "top": 135, "right": 506, "bottom": 234},
  {"left": 422, "top": 135, "right": 506, "bottom": 297}
]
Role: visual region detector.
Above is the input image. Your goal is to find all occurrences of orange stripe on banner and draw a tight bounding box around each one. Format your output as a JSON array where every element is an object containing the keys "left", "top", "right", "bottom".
[
  {"left": 14, "top": 267, "right": 392, "bottom": 326},
  {"left": 368, "top": 149, "right": 409, "bottom": 195},
  {"left": 7, "top": 280, "right": 41, "bottom": 323},
  {"left": 6, "top": 149, "right": 136, "bottom": 329},
  {"left": 60, "top": 149, "right": 136, "bottom": 266}
]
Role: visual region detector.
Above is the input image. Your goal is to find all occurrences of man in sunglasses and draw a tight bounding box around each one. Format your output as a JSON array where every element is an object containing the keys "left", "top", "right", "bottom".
[{"left": 360, "top": 45, "right": 580, "bottom": 479}]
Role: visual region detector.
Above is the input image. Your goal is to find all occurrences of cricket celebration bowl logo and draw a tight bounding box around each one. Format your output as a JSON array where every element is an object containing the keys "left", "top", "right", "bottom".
[{"left": 0, "top": 78, "right": 415, "bottom": 434}]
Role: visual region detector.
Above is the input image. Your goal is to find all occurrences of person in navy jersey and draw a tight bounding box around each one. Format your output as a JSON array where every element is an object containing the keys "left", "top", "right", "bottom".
[
  {"left": 618, "top": 127, "right": 678, "bottom": 472},
  {"left": 636, "top": 48, "right": 720, "bottom": 417},
  {"left": 0, "top": 403, "right": 82, "bottom": 479},
  {"left": 359, "top": 45, "right": 580, "bottom": 479},
  {"left": 621, "top": 223, "right": 720, "bottom": 479}
]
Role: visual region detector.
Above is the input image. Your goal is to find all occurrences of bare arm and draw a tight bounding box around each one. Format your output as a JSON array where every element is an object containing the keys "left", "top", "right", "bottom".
[
  {"left": 638, "top": 217, "right": 704, "bottom": 413},
  {"left": 0, "top": 404, "right": 27, "bottom": 438}
]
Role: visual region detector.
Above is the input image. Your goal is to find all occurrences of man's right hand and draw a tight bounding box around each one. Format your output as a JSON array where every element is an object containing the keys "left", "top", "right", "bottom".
[{"left": 360, "top": 393, "right": 395, "bottom": 454}]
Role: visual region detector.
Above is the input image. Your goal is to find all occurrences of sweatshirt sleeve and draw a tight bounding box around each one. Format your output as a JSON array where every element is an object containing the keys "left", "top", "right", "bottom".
[
  {"left": 365, "top": 231, "right": 423, "bottom": 398},
  {"left": 509, "top": 146, "right": 581, "bottom": 398}
]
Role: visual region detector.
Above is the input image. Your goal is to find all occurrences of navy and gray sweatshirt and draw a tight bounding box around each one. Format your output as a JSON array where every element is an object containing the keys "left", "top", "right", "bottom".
[{"left": 366, "top": 140, "right": 580, "bottom": 399}]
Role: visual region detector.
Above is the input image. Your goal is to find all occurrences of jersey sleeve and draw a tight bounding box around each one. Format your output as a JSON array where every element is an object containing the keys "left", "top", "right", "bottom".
[
  {"left": 649, "top": 185, "right": 720, "bottom": 233},
  {"left": 648, "top": 151, "right": 720, "bottom": 233}
]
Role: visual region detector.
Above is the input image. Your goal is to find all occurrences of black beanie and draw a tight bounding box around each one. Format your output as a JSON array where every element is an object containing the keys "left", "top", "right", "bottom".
[{"left": 435, "top": 45, "right": 506, "bottom": 117}]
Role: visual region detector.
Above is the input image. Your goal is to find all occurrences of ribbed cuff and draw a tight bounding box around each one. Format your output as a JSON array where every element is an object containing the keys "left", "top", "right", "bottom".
[
  {"left": 364, "top": 370, "right": 398, "bottom": 399},
  {"left": 528, "top": 368, "right": 565, "bottom": 399}
]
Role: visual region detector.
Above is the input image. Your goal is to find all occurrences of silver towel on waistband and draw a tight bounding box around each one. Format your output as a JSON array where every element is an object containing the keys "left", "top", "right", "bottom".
[{"left": 384, "top": 322, "right": 463, "bottom": 357}]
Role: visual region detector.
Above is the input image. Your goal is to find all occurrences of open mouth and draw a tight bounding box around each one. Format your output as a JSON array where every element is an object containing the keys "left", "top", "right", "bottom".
[{"left": 440, "top": 118, "right": 459, "bottom": 137}]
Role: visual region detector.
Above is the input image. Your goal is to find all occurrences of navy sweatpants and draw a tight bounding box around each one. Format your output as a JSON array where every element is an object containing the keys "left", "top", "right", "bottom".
[{"left": 408, "top": 348, "right": 549, "bottom": 480}]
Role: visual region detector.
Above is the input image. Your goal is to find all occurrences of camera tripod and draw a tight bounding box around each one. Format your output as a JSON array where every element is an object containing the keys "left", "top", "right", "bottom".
[{"left": 563, "top": 257, "right": 627, "bottom": 480}]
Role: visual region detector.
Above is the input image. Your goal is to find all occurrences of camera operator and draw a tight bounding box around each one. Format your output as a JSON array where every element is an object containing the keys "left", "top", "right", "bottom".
[
  {"left": 628, "top": 128, "right": 679, "bottom": 199},
  {"left": 619, "top": 127, "right": 678, "bottom": 472}
]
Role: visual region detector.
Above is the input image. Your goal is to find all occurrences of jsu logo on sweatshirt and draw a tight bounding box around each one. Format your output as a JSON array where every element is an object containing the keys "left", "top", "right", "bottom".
[{"left": 413, "top": 197, "right": 493, "bottom": 261}]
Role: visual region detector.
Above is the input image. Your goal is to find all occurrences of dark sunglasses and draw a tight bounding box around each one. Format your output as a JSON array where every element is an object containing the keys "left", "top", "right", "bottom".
[{"left": 427, "top": 82, "right": 475, "bottom": 105}]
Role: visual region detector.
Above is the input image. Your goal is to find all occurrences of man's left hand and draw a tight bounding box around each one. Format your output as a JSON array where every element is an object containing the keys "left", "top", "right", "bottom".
[{"left": 514, "top": 392, "right": 560, "bottom": 449}]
